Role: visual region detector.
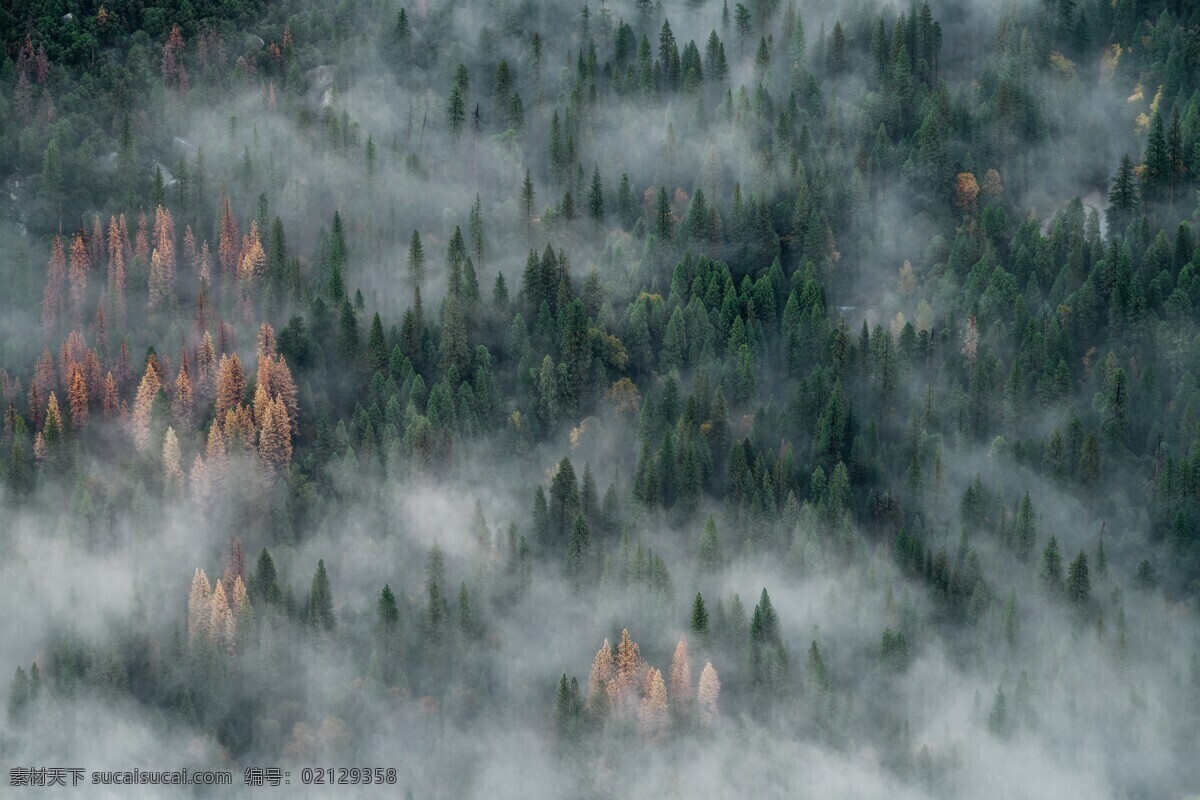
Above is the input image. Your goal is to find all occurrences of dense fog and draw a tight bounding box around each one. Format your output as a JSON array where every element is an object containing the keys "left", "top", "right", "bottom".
[{"left": 2, "top": 0, "right": 1200, "bottom": 797}]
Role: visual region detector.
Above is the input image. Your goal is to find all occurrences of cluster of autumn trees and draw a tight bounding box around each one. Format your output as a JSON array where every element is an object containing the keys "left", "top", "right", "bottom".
[
  {"left": 3, "top": 190, "right": 300, "bottom": 496},
  {"left": 556, "top": 630, "right": 720, "bottom": 741}
]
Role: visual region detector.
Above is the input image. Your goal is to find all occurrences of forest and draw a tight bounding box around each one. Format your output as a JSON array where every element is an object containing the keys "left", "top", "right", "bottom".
[{"left": 1, "top": 0, "right": 1200, "bottom": 797}]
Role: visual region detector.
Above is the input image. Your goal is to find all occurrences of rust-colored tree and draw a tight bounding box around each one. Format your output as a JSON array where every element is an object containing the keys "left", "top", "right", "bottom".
[
  {"left": 187, "top": 568, "right": 212, "bottom": 646},
  {"left": 954, "top": 172, "right": 980, "bottom": 212},
  {"left": 68, "top": 233, "right": 90, "bottom": 325},
  {"left": 44, "top": 391, "right": 63, "bottom": 442},
  {"left": 256, "top": 322, "right": 276, "bottom": 358},
  {"left": 587, "top": 640, "right": 615, "bottom": 716},
  {"left": 41, "top": 235, "right": 66, "bottom": 336},
  {"left": 252, "top": 381, "right": 270, "bottom": 427},
  {"left": 58, "top": 330, "right": 86, "bottom": 387},
  {"left": 638, "top": 667, "right": 668, "bottom": 736},
  {"left": 613, "top": 628, "right": 644, "bottom": 713},
  {"left": 101, "top": 372, "right": 120, "bottom": 419},
  {"left": 134, "top": 211, "right": 150, "bottom": 266},
  {"left": 115, "top": 340, "right": 132, "bottom": 390},
  {"left": 34, "top": 347, "right": 55, "bottom": 396},
  {"left": 85, "top": 345, "right": 102, "bottom": 395},
  {"left": 161, "top": 24, "right": 189, "bottom": 93},
  {"left": 238, "top": 221, "right": 266, "bottom": 285},
  {"left": 982, "top": 168, "right": 1003, "bottom": 199},
  {"left": 148, "top": 206, "right": 176, "bottom": 309},
  {"left": 172, "top": 364, "right": 193, "bottom": 430},
  {"left": 208, "top": 579, "right": 236, "bottom": 653},
  {"left": 218, "top": 194, "right": 239, "bottom": 276},
  {"left": 232, "top": 575, "right": 251, "bottom": 629},
  {"left": 215, "top": 353, "right": 245, "bottom": 421},
  {"left": 222, "top": 405, "right": 256, "bottom": 452},
  {"left": 257, "top": 353, "right": 298, "bottom": 428},
  {"left": 258, "top": 395, "right": 293, "bottom": 472},
  {"left": 183, "top": 226, "right": 197, "bottom": 275},
  {"left": 195, "top": 331, "right": 217, "bottom": 396},
  {"left": 223, "top": 536, "right": 246, "bottom": 591},
  {"left": 89, "top": 215, "right": 105, "bottom": 266},
  {"left": 67, "top": 367, "right": 89, "bottom": 429},
  {"left": 106, "top": 216, "right": 126, "bottom": 327}
]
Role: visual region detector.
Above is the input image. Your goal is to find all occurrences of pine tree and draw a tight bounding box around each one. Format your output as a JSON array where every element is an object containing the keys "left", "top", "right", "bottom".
[
  {"left": 494, "top": 60, "right": 513, "bottom": 120},
  {"left": 107, "top": 217, "right": 127, "bottom": 325},
  {"left": 549, "top": 457, "right": 581, "bottom": 540},
  {"left": 232, "top": 576, "right": 251, "bottom": 631},
  {"left": 408, "top": 230, "right": 425, "bottom": 288},
  {"left": 218, "top": 193, "right": 240, "bottom": 276},
  {"left": 209, "top": 580, "right": 236, "bottom": 653},
  {"left": 1166, "top": 107, "right": 1185, "bottom": 206},
  {"left": 392, "top": 9, "right": 412, "bottom": 62},
  {"left": 253, "top": 549, "right": 277, "bottom": 602},
  {"left": 588, "top": 164, "right": 605, "bottom": 221},
  {"left": 1141, "top": 111, "right": 1169, "bottom": 204},
  {"left": 172, "top": 365, "right": 193, "bottom": 430},
  {"left": 457, "top": 582, "right": 473, "bottom": 638},
  {"left": 1014, "top": 492, "right": 1036, "bottom": 563},
  {"left": 1066, "top": 551, "right": 1090, "bottom": 606},
  {"left": 258, "top": 396, "right": 293, "bottom": 472},
  {"left": 68, "top": 233, "right": 89, "bottom": 324},
  {"left": 9, "top": 666, "right": 29, "bottom": 723},
  {"left": 215, "top": 353, "right": 246, "bottom": 422},
  {"left": 554, "top": 673, "right": 581, "bottom": 741},
  {"left": 734, "top": 4, "right": 751, "bottom": 54},
  {"left": 1079, "top": 433, "right": 1101, "bottom": 492},
  {"left": 655, "top": 186, "right": 673, "bottom": 239},
  {"left": 828, "top": 23, "right": 849, "bottom": 74},
  {"left": 439, "top": 294, "right": 471, "bottom": 377},
  {"left": 988, "top": 685, "right": 1009, "bottom": 736},
  {"left": 690, "top": 593, "right": 710, "bottom": 642},
  {"left": 614, "top": 629, "right": 643, "bottom": 711},
  {"left": 587, "top": 640, "right": 614, "bottom": 715},
  {"left": 699, "top": 514, "right": 724, "bottom": 572},
  {"left": 368, "top": 313, "right": 388, "bottom": 375},
  {"left": 424, "top": 543, "right": 448, "bottom": 646},
  {"left": 132, "top": 366, "right": 163, "bottom": 452},
  {"left": 566, "top": 513, "right": 590, "bottom": 587},
  {"left": 41, "top": 235, "right": 66, "bottom": 336},
  {"left": 308, "top": 559, "right": 335, "bottom": 630},
  {"left": 67, "top": 367, "right": 89, "bottom": 429},
  {"left": 448, "top": 81, "right": 466, "bottom": 141},
  {"left": 750, "top": 588, "right": 780, "bottom": 646},
  {"left": 375, "top": 584, "right": 402, "bottom": 687},
  {"left": 187, "top": 568, "right": 212, "bottom": 645},
  {"left": 1041, "top": 536, "right": 1063, "bottom": 594},
  {"left": 521, "top": 170, "right": 536, "bottom": 234},
  {"left": 337, "top": 299, "right": 360, "bottom": 362},
  {"left": 101, "top": 372, "right": 119, "bottom": 419}
]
